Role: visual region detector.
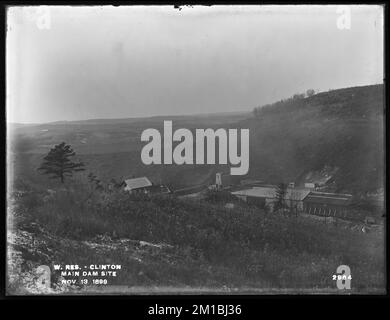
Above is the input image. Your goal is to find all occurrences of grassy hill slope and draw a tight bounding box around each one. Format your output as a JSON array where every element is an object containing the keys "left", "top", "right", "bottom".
[
  {"left": 246, "top": 84, "right": 384, "bottom": 194},
  {"left": 8, "top": 187, "right": 385, "bottom": 294}
]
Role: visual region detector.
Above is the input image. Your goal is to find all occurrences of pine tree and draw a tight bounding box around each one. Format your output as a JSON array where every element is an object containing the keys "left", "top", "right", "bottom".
[{"left": 38, "top": 142, "right": 85, "bottom": 183}]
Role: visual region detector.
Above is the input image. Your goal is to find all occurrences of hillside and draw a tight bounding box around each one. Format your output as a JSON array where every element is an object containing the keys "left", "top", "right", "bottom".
[
  {"left": 7, "top": 187, "right": 385, "bottom": 294},
  {"left": 8, "top": 84, "right": 384, "bottom": 195},
  {"left": 246, "top": 84, "right": 384, "bottom": 194}
]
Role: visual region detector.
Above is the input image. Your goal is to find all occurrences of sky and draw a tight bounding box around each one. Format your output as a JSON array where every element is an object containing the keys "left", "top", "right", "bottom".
[{"left": 7, "top": 5, "right": 384, "bottom": 123}]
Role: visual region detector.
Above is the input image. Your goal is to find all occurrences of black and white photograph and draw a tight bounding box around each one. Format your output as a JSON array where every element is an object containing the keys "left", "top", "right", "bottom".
[{"left": 5, "top": 5, "right": 385, "bottom": 295}]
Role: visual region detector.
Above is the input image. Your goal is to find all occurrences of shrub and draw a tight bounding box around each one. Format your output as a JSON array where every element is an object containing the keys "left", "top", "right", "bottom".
[
  {"left": 11, "top": 179, "right": 385, "bottom": 290},
  {"left": 204, "top": 189, "right": 238, "bottom": 203}
]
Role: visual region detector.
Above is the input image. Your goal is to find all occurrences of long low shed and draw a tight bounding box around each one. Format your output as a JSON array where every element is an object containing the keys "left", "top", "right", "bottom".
[
  {"left": 303, "top": 192, "right": 353, "bottom": 217},
  {"left": 232, "top": 186, "right": 311, "bottom": 211},
  {"left": 232, "top": 187, "right": 354, "bottom": 217}
]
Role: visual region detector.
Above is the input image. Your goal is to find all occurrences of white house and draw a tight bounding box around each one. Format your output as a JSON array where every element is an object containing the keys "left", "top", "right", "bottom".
[{"left": 124, "top": 177, "right": 153, "bottom": 193}]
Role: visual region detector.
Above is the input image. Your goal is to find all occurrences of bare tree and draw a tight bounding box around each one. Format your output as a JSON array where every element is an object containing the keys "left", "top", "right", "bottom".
[
  {"left": 289, "top": 189, "right": 300, "bottom": 218},
  {"left": 275, "top": 183, "right": 288, "bottom": 213}
]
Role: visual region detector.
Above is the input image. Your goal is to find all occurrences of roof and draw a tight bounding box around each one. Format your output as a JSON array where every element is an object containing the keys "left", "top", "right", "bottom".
[
  {"left": 285, "top": 188, "right": 311, "bottom": 201},
  {"left": 232, "top": 186, "right": 311, "bottom": 201},
  {"left": 302, "top": 167, "right": 338, "bottom": 186},
  {"left": 232, "top": 186, "right": 277, "bottom": 198},
  {"left": 304, "top": 192, "right": 352, "bottom": 206},
  {"left": 124, "top": 177, "right": 152, "bottom": 191}
]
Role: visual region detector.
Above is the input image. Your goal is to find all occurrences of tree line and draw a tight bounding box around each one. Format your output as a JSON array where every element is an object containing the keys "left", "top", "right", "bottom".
[{"left": 253, "top": 89, "right": 316, "bottom": 119}]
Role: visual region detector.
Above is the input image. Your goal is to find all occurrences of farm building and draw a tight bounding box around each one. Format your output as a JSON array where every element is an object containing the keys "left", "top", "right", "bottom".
[
  {"left": 231, "top": 184, "right": 358, "bottom": 218},
  {"left": 304, "top": 183, "right": 316, "bottom": 189},
  {"left": 299, "top": 166, "right": 338, "bottom": 190},
  {"left": 232, "top": 186, "right": 276, "bottom": 207},
  {"left": 284, "top": 188, "right": 312, "bottom": 211},
  {"left": 231, "top": 186, "right": 311, "bottom": 211},
  {"left": 124, "top": 177, "right": 171, "bottom": 195},
  {"left": 124, "top": 177, "right": 153, "bottom": 194},
  {"left": 303, "top": 192, "right": 353, "bottom": 217}
]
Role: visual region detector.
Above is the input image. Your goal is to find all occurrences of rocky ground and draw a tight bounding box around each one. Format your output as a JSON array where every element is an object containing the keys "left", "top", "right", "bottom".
[{"left": 7, "top": 211, "right": 185, "bottom": 295}]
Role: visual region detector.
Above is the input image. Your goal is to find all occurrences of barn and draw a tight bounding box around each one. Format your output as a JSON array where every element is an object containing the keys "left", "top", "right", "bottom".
[
  {"left": 231, "top": 186, "right": 276, "bottom": 208},
  {"left": 232, "top": 186, "right": 311, "bottom": 212},
  {"left": 303, "top": 192, "right": 353, "bottom": 217},
  {"left": 284, "top": 188, "right": 312, "bottom": 211},
  {"left": 124, "top": 177, "right": 153, "bottom": 194},
  {"left": 124, "top": 176, "right": 171, "bottom": 195}
]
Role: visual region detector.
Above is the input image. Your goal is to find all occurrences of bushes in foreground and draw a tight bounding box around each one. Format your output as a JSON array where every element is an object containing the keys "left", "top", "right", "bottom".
[
  {"left": 12, "top": 180, "right": 385, "bottom": 290},
  {"left": 15, "top": 182, "right": 382, "bottom": 257}
]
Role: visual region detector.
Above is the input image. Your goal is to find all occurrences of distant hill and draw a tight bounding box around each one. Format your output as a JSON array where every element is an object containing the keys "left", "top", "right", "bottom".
[
  {"left": 245, "top": 84, "right": 384, "bottom": 194},
  {"left": 8, "top": 84, "right": 384, "bottom": 195},
  {"left": 9, "top": 111, "right": 250, "bottom": 126}
]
